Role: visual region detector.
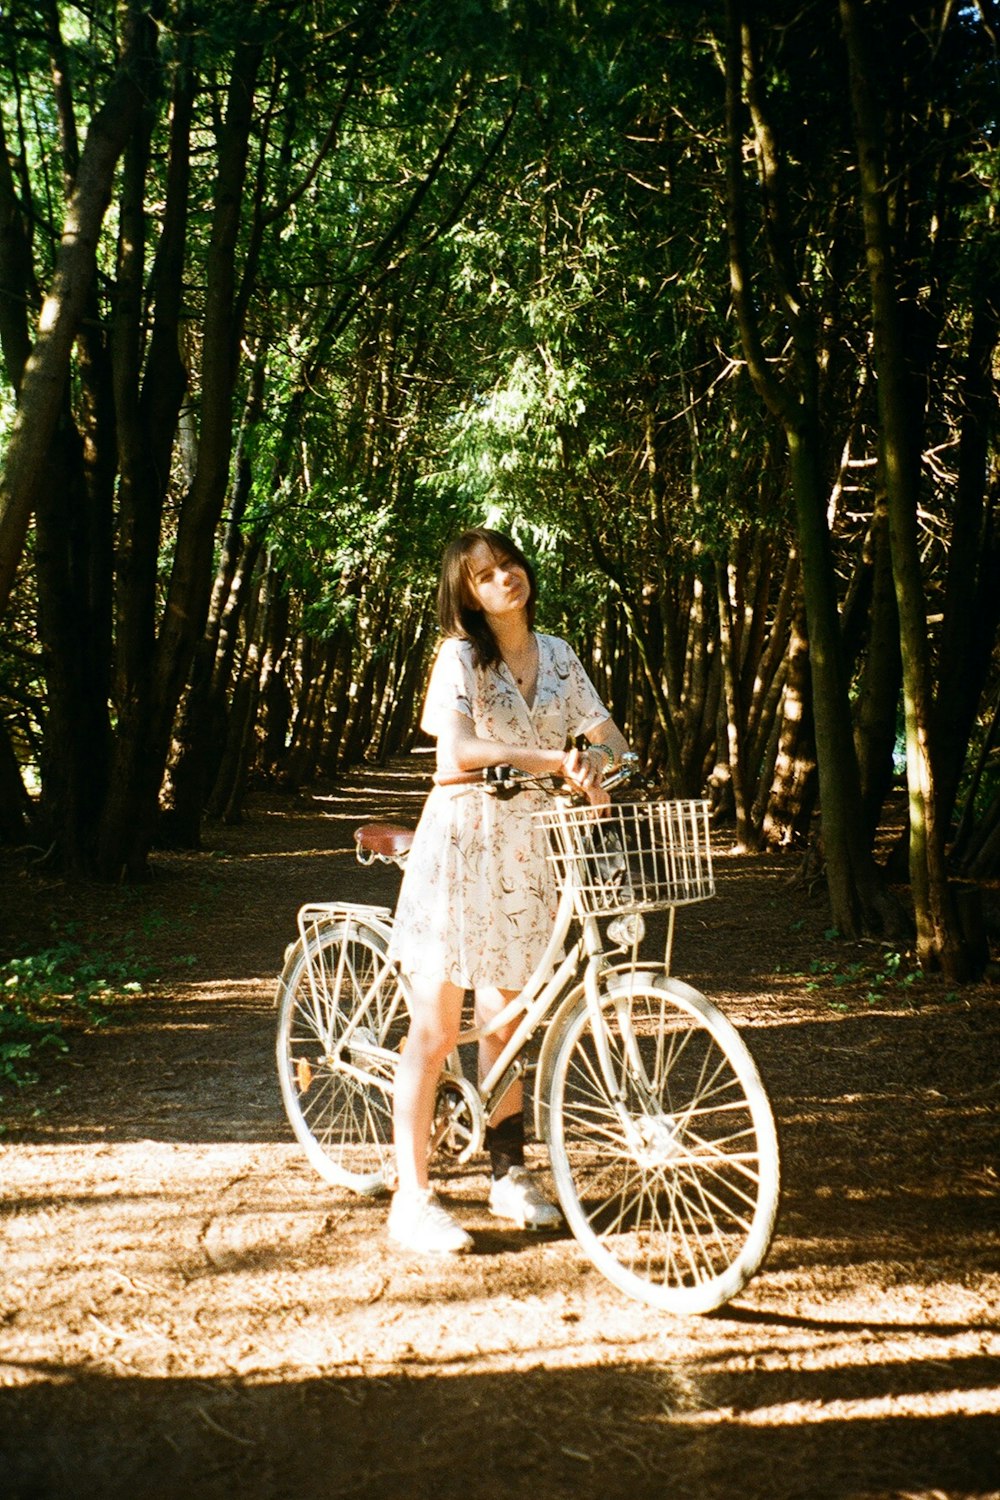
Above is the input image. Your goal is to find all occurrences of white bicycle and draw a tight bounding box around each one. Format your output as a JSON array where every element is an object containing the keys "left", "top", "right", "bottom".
[{"left": 275, "top": 761, "right": 780, "bottom": 1315}]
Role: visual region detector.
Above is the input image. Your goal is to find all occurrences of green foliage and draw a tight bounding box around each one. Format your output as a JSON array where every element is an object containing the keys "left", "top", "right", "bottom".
[
  {"left": 792, "top": 947, "right": 925, "bottom": 1010},
  {"left": 0, "top": 936, "right": 151, "bottom": 1103}
]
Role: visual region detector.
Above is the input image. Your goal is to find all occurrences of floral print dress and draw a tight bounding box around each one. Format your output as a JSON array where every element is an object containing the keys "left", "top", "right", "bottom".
[{"left": 387, "top": 633, "right": 609, "bottom": 990}]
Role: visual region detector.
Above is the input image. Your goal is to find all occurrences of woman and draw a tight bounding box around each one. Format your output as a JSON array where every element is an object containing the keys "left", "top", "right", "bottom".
[{"left": 387, "top": 527, "right": 631, "bottom": 1254}]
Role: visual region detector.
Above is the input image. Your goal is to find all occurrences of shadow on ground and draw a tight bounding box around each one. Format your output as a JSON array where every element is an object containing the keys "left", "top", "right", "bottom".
[{"left": 1, "top": 1358, "right": 997, "bottom": 1500}]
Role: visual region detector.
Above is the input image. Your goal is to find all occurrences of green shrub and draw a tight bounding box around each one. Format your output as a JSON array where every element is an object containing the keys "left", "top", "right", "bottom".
[{"left": 0, "top": 938, "right": 149, "bottom": 1103}]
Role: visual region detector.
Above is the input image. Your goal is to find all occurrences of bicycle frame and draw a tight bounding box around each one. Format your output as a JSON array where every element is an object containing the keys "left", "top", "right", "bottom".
[{"left": 446, "top": 807, "right": 664, "bottom": 1137}]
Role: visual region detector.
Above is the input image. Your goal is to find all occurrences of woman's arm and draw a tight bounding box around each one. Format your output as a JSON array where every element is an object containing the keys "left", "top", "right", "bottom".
[
  {"left": 434, "top": 709, "right": 573, "bottom": 778},
  {"left": 434, "top": 710, "right": 625, "bottom": 801},
  {"left": 434, "top": 709, "right": 607, "bottom": 796},
  {"left": 583, "top": 718, "right": 631, "bottom": 768}
]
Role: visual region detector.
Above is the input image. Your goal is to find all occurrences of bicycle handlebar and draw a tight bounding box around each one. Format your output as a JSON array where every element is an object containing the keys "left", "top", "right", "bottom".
[{"left": 435, "top": 750, "right": 641, "bottom": 797}]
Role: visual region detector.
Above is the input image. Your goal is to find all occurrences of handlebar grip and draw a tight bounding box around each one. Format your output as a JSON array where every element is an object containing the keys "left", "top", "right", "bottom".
[{"left": 434, "top": 765, "right": 520, "bottom": 788}]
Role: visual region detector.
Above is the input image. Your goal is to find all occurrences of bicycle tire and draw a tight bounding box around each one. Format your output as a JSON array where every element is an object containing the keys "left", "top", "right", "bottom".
[
  {"left": 547, "top": 972, "right": 779, "bottom": 1314},
  {"left": 275, "top": 920, "right": 408, "bottom": 1195}
]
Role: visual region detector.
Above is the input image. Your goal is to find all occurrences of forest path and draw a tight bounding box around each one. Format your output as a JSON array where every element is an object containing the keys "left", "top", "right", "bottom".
[{"left": 0, "top": 761, "right": 997, "bottom": 1499}]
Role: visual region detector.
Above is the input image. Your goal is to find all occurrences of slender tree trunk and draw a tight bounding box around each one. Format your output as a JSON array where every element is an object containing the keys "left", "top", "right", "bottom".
[
  {"left": 725, "top": 0, "right": 887, "bottom": 931},
  {"left": 207, "top": 566, "right": 265, "bottom": 822},
  {"left": 761, "top": 593, "right": 818, "bottom": 847},
  {"left": 114, "top": 53, "right": 193, "bottom": 720},
  {"left": 715, "top": 557, "right": 751, "bottom": 847},
  {"left": 0, "top": 4, "right": 160, "bottom": 617},
  {"left": 746, "top": 545, "right": 797, "bottom": 776},
  {"left": 0, "top": 111, "right": 33, "bottom": 389},
  {"left": 163, "top": 353, "right": 267, "bottom": 844},
  {"left": 96, "top": 38, "right": 264, "bottom": 878},
  {"left": 934, "top": 276, "right": 1000, "bottom": 828},
  {"left": 854, "top": 489, "right": 902, "bottom": 843},
  {"left": 953, "top": 687, "right": 1000, "bottom": 871},
  {"left": 841, "top": 0, "right": 967, "bottom": 975},
  {"left": 258, "top": 570, "right": 293, "bottom": 777}
]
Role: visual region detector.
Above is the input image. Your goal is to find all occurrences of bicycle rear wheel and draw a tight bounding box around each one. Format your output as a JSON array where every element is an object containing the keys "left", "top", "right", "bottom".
[
  {"left": 547, "top": 973, "right": 779, "bottom": 1314},
  {"left": 275, "top": 919, "right": 408, "bottom": 1195}
]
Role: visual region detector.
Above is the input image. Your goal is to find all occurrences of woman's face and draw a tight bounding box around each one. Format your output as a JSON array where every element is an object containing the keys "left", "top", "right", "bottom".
[{"left": 465, "top": 540, "right": 531, "bottom": 621}]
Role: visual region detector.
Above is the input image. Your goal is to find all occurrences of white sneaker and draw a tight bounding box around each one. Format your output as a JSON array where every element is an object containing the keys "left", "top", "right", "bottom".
[
  {"left": 387, "top": 1186, "right": 473, "bottom": 1255},
  {"left": 488, "top": 1166, "right": 563, "bottom": 1230}
]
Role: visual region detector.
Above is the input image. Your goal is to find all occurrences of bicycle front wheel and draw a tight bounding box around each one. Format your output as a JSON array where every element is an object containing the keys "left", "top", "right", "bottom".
[
  {"left": 275, "top": 920, "right": 408, "bottom": 1195},
  {"left": 547, "top": 973, "right": 779, "bottom": 1315}
]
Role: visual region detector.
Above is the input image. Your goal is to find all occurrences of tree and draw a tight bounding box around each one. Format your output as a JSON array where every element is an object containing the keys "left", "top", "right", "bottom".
[{"left": 0, "top": 2, "right": 162, "bottom": 616}]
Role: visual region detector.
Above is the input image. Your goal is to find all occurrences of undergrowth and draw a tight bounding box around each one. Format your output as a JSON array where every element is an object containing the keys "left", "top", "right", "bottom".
[
  {"left": 780, "top": 926, "right": 960, "bottom": 1009},
  {"left": 0, "top": 931, "right": 152, "bottom": 1106}
]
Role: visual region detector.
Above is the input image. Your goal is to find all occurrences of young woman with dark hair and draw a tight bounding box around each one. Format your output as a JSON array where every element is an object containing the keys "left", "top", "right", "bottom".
[{"left": 386, "top": 528, "right": 630, "bottom": 1255}]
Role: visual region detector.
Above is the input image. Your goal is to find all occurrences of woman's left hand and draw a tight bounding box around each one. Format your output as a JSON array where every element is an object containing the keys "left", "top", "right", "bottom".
[{"left": 560, "top": 747, "right": 611, "bottom": 808}]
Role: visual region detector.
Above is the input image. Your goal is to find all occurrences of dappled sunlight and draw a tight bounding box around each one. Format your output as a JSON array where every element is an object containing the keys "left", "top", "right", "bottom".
[
  {"left": 160, "top": 977, "right": 274, "bottom": 1005},
  {"left": 1, "top": 776, "right": 996, "bottom": 1498},
  {"left": 666, "top": 1382, "right": 1000, "bottom": 1427}
]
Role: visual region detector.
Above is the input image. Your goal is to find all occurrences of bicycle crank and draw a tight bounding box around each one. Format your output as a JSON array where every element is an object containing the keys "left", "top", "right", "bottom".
[{"left": 430, "top": 1072, "right": 483, "bottom": 1163}]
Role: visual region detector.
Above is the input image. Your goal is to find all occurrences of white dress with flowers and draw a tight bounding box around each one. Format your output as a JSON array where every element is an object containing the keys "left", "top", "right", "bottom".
[{"left": 387, "top": 633, "right": 609, "bottom": 990}]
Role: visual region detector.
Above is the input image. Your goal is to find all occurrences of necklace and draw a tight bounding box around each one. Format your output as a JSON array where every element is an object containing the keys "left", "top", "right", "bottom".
[{"left": 503, "top": 635, "right": 537, "bottom": 687}]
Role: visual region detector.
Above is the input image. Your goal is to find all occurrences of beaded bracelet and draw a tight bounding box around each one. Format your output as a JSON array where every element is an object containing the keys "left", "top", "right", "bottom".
[{"left": 590, "top": 742, "right": 615, "bottom": 767}]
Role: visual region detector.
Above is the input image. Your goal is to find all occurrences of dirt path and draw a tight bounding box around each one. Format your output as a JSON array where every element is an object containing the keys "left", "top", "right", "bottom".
[{"left": 1, "top": 763, "right": 998, "bottom": 1500}]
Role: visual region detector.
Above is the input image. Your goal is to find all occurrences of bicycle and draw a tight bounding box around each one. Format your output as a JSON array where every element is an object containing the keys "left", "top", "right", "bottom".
[{"left": 275, "top": 759, "right": 780, "bottom": 1315}]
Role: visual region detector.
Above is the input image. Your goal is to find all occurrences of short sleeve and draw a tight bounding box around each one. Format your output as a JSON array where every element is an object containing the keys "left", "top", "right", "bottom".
[
  {"left": 420, "top": 637, "right": 475, "bottom": 738},
  {"left": 559, "top": 640, "right": 610, "bottom": 738}
]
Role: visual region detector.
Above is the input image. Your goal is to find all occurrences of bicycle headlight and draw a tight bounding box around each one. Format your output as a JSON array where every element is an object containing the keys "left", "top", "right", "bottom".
[{"left": 607, "top": 912, "right": 645, "bottom": 949}]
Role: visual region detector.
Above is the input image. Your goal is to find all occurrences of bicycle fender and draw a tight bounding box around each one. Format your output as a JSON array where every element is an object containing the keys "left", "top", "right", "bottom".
[
  {"left": 533, "top": 969, "right": 734, "bottom": 1142},
  {"left": 272, "top": 910, "right": 396, "bottom": 1008},
  {"left": 532, "top": 964, "right": 667, "bottom": 1143}
]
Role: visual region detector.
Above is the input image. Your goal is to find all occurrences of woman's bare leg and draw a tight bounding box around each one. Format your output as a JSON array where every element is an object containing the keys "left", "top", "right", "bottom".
[
  {"left": 476, "top": 984, "right": 561, "bottom": 1228},
  {"left": 392, "top": 977, "right": 465, "bottom": 1193},
  {"left": 475, "top": 986, "right": 521, "bottom": 1125}
]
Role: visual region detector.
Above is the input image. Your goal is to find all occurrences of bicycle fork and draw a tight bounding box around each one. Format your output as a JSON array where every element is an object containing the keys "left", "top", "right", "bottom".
[{"left": 582, "top": 954, "right": 683, "bottom": 1165}]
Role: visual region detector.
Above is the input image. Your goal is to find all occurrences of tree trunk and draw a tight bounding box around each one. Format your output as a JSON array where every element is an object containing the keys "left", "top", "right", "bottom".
[
  {"left": 745, "top": 546, "right": 797, "bottom": 784},
  {"left": 853, "top": 488, "right": 902, "bottom": 844},
  {"left": 113, "top": 51, "right": 193, "bottom": 727},
  {"left": 725, "top": 0, "right": 887, "bottom": 932},
  {"left": 715, "top": 556, "right": 751, "bottom": 847},
  {"left": 163, "top": 353, "right": 268, "bottom": 845},
  {"left": 0, "top": 111, "right": 33, "bottom": 389},
  {"left": 34, "top": 434, "right": 116, "bottom": 875},
  {"left": 207, "top": 566, "right": 266, "bottom": 822},
  {"left": 934, "top": 275, "right": 1000, "bottom": 829},
  {"left": 953, "top": 688, "right": 1000, "bottom": 873},
  {"left": 760, "top": 593, "right": 818, "bottom": 847},
  {"left": 0, "top": 5, "right": 160, "bottom": 618},
  {"left": 840, "top": 0, "right": 968, "bottom": 975},
  {"left": 96, "top": 38, "right": 264, "bottom": 878},
  {"left": 258, "top": 569, "right": 293, "bottom": 778}
]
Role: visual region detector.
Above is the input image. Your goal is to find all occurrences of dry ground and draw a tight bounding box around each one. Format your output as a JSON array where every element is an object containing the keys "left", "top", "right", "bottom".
[{"left": 0, "top": 762, "right": 998, "bottom": 1500}]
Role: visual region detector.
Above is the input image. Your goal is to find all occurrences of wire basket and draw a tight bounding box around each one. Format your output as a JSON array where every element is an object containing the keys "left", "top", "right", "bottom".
[{"left": 535, "top": 799, "right": 715, "bottom": 916}]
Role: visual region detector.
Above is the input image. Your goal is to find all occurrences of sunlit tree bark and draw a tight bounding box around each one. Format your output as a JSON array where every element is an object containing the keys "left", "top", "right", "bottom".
[{"left": 0, "top": 4, "right": 161, "bottom": 617}]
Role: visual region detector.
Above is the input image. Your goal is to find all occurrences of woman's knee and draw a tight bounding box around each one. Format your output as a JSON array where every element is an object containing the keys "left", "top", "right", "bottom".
[
  {"left": 404, "top": 1014, "right": 458, "bottom": 1068},
  {"left": 475, "top": 986, "right": 519, "bottom": 1045},
  {"left": 403, "top": 979, "right": 464, "bottom": 1068}
]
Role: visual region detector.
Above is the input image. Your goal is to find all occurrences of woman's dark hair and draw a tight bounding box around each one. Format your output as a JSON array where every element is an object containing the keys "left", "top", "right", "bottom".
[{"left": 438, "top": 527, "right": 537, "bottom": 669}]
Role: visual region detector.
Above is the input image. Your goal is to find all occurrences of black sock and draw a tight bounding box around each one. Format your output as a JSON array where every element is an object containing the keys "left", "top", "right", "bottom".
[{"left": 486, "top": 1113, "right": 525, "bottom": 1181}]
